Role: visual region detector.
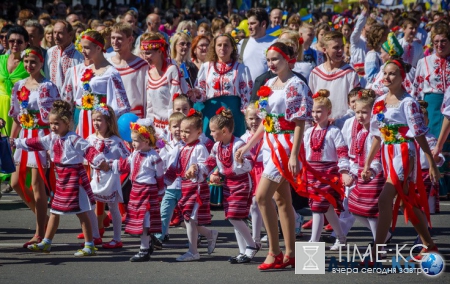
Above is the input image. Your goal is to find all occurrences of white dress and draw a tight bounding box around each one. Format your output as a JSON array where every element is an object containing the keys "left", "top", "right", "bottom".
[
  {"left": 9, "top": 79, "right": 60, "bottom": 168},
  {"left": 258, "top": 76, "right": 313, "bottom": 182},
  {"left": 308, "top": 64, "right": 360, "bottom": 119},
  {"left": 193, "top": 61, "right": 252, "bottom": 112},
  {"left": 44, "top": 43, "right": 84, "bottom": 93},
  {"left": 62, "top": 64, "right": 131, "bottom": 139},
  {"left": 108, "top": 56, "right": 149, "bottom": 118},
  {"left": 87, "top": 134, "right": 130, "bottom": 202}
]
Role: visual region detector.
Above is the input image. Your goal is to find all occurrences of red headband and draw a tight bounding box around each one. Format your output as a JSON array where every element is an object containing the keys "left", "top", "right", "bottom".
[
  {"left": 387, "top": 60, "right": 406, "bottom": 80},
  {"left": 82, "top": 35, "right": 105, "bottom": 52},
  {"left": 268, "top": 46, "right": 296, "bottom": 64},
  {"left": 173, "top": 93, "right": 180, "bottom": 101},
  {"left": 141, "top": 39, "right": 166, "bottom": 51},
  {"left": 27, "top": 50, "right": 44, "bottom": 63},
  {"left": 216, "top": 106, "right": 225, "bottom": 115}
]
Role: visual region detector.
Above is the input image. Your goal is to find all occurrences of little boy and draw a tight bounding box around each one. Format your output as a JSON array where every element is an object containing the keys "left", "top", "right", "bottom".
[{"left": 398, "top": 17, "right": 423, "bottom": 68}]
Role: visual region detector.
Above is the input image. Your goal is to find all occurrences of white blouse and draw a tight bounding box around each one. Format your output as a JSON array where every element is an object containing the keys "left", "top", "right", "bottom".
[{"left": 412, "top": 54, "right": 450, "bottom": 98}]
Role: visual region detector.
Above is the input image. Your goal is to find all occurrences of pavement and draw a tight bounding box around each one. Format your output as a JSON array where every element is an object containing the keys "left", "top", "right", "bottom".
[{"left": 0, "top": 185, "right": 449, "bottom": 284}]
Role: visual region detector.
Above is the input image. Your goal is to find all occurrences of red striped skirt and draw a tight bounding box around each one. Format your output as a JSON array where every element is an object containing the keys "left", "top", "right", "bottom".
[
  {"left": 420, "top": 169, "right": 440, "bottom": 213},
  {"left": 250, "top": 162, "right": 264, "bottom": 196},
  {"left": 178, "top": 180, "right": 211, "bottom": 225},
  {"left": 52, "top": 164, "right": 95, "bottom": 213},
  {"left": 348, "top": 169, "right": 385, "bottom": 218},
  {"left": 223, "top": 173, "right": 253, "bottom": 219},
  {"left": 125, "top": 182, "right": 161, "bottom": 235},
  {"left": 306, "top": 161, "right": 343, "bottom": 213}
]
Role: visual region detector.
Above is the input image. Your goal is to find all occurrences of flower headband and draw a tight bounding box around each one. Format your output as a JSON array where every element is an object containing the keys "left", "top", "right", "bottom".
[
  {"left": 130, "top": 119, "right": 154, "bottom": 140},
  {"left": 75, "top": 29, "right": 105, "bottom": 52},
  {"left": 140, "top": 39, "right": 166, "bottom": 51},
  {"left": 382, "top": 32, "right": 404, "bottom": 58},
  {"left": 21, "top": 48, "right": 44, "bottom": 63},
  {"left": 267, "top": 46, "right": 296, "bottom": 64},
  {"left": 93, "top": 103, "right": 109, "bottom": 116}
]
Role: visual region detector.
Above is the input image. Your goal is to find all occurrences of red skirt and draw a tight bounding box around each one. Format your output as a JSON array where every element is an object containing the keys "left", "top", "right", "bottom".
[
  {"left": 178, "top": 180, "right": 211, "bottom": 225},
  {"left": 348, "top": 169, "right": 385, "bottom": 218},
  {"left": 250, "top": 161, "right": 264, "bottom": 196},
  {"left": 52, "top": 164, "right": 95, "bottom": 213},
  {"left": 223, "top": 173, "right": 253, "bottom": 219},
  {"left": 125, "top": 182, "right": 161, "bottom": 235},
  {"left": 420, "top": 169, "right": 440, "bottom": 213},
  {"left": 306, "top": 161, "right": 343, "bottom": 213}
]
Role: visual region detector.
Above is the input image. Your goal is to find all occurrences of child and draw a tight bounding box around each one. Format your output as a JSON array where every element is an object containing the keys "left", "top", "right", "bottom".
[
  {"left": 166, "top": 109, "right": 218, "bottom": 262},
  {"left": 398, "top": 18, "right": 423, "bottom": 68},
  {"left": 308, "top": 31, "right": 360, "bottom": 120},
  {"left": 15, "top": 100, "right": 108, "bottom": 256},
  {"left": 334, "top": 87, "right": 362, "bottom": 130},
  {"left": 300, "top": 22, "right": 324, "bottom": 68},
  {"left": 153, "top": 112, "right": 185, "bottom": 244},
  {"left": 240, "top": 104, "right": 264, "bottom": 247},
  {"left": 88, "top": 104, "right": 130, "bottom": 249},
  {"left": 350, "top": 0, "right": 370, "bottom": 84},
  {"left": 417, "top": 101, "right": 444, "bottom": 214},
  {"left": 347, "top": 90, "right": 388, "bottom": 245},
  {"left": 303, "top": 90, "right": 350, "bottom": 249},
  {"left": 110, "top": 118, "right": 164, "bottom": 261},
  {"left": 198, "top": 107, "right": 257, "bottom": 263},
  {"left": 8, "top": 47, "right": 60, "bottom": 247}
]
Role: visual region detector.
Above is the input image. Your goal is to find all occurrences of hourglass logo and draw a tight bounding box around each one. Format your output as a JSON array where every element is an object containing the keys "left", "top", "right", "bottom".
[{"left": 295, "top": 242, "right": 325, "bottom": 274}]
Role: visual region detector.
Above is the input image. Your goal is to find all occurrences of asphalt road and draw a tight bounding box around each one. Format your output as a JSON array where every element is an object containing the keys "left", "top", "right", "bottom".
[{"left": 1, "top": 187, "right": 449, "bottom": 284}]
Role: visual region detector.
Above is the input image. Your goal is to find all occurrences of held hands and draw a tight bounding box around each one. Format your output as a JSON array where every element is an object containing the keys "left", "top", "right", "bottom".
[
  {"left": 431, "top": 147, "right": 442, "bottom": 163},
  {"left": 185, "top": 164, "right": 198, "bottom": 180},
  {"left": 342, "top": 173, "right": 353, "bottom": 187},
  {"left": 361, "top": 166, "right": 373, "bottom": 182},
  {"left": 210, "top": 172, "right": 221, "bottom": 184},
  {"left": 235, "top": 146, "right": 248, "bottom": 162}
]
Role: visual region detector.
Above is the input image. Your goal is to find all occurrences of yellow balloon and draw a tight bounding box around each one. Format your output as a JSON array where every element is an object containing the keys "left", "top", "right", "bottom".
[
  {"left": 424, "top": 2, "right": 431, "bottom": 10},
  {"left": 299, "top": 8, "right": 308, "bottom": 17},
  {"left": 237, "top": 19, "right": 249, "bottom": 37}
]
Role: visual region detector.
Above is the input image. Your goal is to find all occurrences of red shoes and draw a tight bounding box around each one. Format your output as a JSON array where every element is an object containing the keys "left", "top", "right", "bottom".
[
  {"left": 302, "top": 219, "right": 313, "bottom": 229},
  {"left": 274, "top": 255, "right": 295, "bottom": 269},
  {"left": 77, "top": 228, "right": 105, "bottom": 239},
  {"left": 258, "top": 252, "right": 284, "bottom": 270},
  {"left": 102, "top": 240, "right": 123, "bottom": 249},
  {"left": 324, "top": 224, "right": 333, "bottom": 232},
  {"left": 410, "top": 245, "right": 439, "bottom": 262},
  {"left": 22, "top": 235, "right": 42, "bottom": 248}
]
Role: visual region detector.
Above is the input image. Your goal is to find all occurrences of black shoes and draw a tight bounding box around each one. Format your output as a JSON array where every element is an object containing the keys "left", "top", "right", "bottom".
[
  {"left": 130, "top": 249, "right": 150, "bottom": 262},
  {"left": 151, "top": 234, "right": 163, "bottom": 250}
]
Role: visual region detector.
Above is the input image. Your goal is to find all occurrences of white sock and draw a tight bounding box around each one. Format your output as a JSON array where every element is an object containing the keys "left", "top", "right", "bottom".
[
  {"left": 429, "top": 196, "right": 436, "bottom": 214},
  {"left": 197, "top": 225, "right": 212, "bottom": 239},
  {"left": 250, "top": 196, "right": 263, "bottom": 243},
  {"left": 229, "top": 219, "right": 256, "bottom": 253},
  {"left": 185, "top": 220, "right": 199, "bottom": 254},
  {"left": 310, "top": 212, "right": 324, "bottom": 242},
  {"left": 367, "top": 217, "right": 379, "bottom": 241},
  {"left": 140, "top": 230, "right": 149, "bottom": 249},
  {"left": 87, "top": 209, "right": 100, "bottom": 239},
  {"left": 324, "top": 206, "right": 344, "bottom": 240},
  {"left": 108, "top": 202, "right": 122, "bottom": 242}
]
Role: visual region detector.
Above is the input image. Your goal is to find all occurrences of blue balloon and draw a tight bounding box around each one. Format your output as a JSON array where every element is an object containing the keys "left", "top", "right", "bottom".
[{"left": 118, "top": 113, "right": 139, "bottom": 142}]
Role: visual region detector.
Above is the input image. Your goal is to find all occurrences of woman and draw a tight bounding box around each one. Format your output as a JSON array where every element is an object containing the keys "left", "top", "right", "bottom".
[
  {"left": 9, "top": 47, "right": 60, "bottom": 247},
  {"left": 191, "top": 35, "right": 210, "bottom": 70},
  {"left": 0, "top": 26, "right": 29, "bottom": 183},
  {"left": 235, "top": 42, "right": 312, "bottom": 270},
  {"left": 367, "top": 32, "right": 415, "bottom": 95},
  {"left": 364, "top": 24, "right": 389, "bottom": 85},
  {"left": 413, "top": 22, "right": 450, "bottom": 196},
  {"left": 188, "top": 33, "right": 252, "bottom": 138},
  {"left": 141, "top": 32, "right": 188, "bottom": 135},
  {"left": 61, "top": 30, "right": 130, "bottom": 139},
  {"left": 159, "top": 9, "right": 180, "bottom": 37},
  {"left": 364, "top": 59, "right": 439, "bottom": 261},
  {"left": 41, "top": 25, "right": 55, "bottom": 50},
  {"left": 170, "top": 31, "right": 198, "bottom": 88}
]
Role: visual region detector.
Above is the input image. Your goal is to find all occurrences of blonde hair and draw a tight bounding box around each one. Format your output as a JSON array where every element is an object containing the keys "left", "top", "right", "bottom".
[
  {"left": 355, "top": 89, "right": 377, "bottom": 108},
  {"left": 176, "top": 20, "right": 192, "bottom": 33},
  {"left": 278, "top": 29, "right": 303, "bottom": 61},
  {"left": 244, "top": 104, "right": 261, "bottom": 129},
  {"left": 111, "top": 22, "right": 133, "bottom": 37},
  {"left": 92, "top": 105, "right": 121, "bottom": 138},
  {"left": 321, "top": 31, "right": 344, "bottom": 48},
  {"left": 131, "top": 124, "right": 157, "bottom": 147},
  {"left": 41, "top": 24, "right": 54, "bottom": 49},
  {"left": 313, "top": 89, "right": 332, "bottom": 110},
  {"left": 170, "top": 32, "right": 192, "bottom": 60},
  {"left": 169, "top": 112, "right": 186, "bottom": 126},
  {"left": 210, "top": 108, "right": 234, "bottom": 132}
]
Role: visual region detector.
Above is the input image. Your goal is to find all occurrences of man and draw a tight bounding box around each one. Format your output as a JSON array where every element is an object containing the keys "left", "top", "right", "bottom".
[
  {"left": 122, "top": 10, "right": 142, "bottom": 43},
  {"left": 66, "top": 13, "right": 80, "bottom": 25},
  {"left": 24, "top": 20, "right": 46, "bottom": 58},
  {"left": 269, "top": 8, "right": 282, "bottom": 29},
  {"left": 133, "top": 13, "right": 169, "bottom": 55},
  {"left": 53, "top": 1, "right": 68, "bottom": 20},
  {"left": 108, "top": 23, "right": 148, "bottom": 119},
  {"left": 238, "top": 8, "right": 276, "bottom": 82},
  {"left": 44, "top": 20, "right": 83, "bottom": 92}
]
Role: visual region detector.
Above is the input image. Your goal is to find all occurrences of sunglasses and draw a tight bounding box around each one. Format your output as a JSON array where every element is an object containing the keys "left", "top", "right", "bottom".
[{"left": 8, "top": 39, "right": 24, "bottom": 45}]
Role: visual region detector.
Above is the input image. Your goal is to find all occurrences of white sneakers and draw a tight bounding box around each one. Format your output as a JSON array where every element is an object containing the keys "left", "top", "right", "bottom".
[
  {"left": 330, "top": 237, "right": 347, "bottom": 251},
  {"left": 176, "top": 251, "right": 200, "bottom": 262}
]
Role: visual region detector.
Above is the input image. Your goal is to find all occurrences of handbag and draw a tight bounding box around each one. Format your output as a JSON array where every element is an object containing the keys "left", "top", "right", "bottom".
[{"left": 0, "top": 126, "right": 16, "bottom": 174}]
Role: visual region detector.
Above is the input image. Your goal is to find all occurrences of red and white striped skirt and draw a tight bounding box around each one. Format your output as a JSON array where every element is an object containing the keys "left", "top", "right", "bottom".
[
  {"left": 306, "top": 161, "right": 343, "bottom": 213},
  {"left": 223, "top": 173, "right": 253, "bottom": 219},
  {"left": 125, "top": 182, "right": 161, "bottom": 235},
  {"left": 348, "top": 170, "right": 385, "bottom": 218},
  {"left": 179, "top": 180, "right": 211, "bottom": 225},
  {"left": 51, "top": 164, "right": 95, "bottom": 213}
]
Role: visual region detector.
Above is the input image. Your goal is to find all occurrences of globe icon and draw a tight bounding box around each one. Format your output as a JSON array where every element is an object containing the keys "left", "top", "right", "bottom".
[{"left": 421, "top": 253, "right": 445, "bottom": 277}]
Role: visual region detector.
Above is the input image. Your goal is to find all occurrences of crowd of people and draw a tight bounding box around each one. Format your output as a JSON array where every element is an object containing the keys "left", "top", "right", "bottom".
[{"left": 0, "top": 0, "right": 449, "bottom": 269}]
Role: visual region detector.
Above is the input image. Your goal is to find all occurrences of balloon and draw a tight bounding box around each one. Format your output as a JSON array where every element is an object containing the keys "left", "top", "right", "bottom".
[
  {"left": 237, "top": 19, "right": 249, "bottom": 37},
  {"left": 118, "top": 113, "right": 139, "bottom": 142},
  {"left": 299, "top": 8, "right": 308, "bottom": 17}
]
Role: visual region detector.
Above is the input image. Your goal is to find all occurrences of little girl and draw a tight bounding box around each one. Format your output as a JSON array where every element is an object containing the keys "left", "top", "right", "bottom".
[
  {"left": 88, "top": 104, "right": 130, "bottom": 249},
  {"left": 198, "top": 107, "right": 257, "bottom": 263},
  {"left": 165, "top": 109, "right": 217, "bottom": 262},
  {"left": 110, "top": 118, "right": 164, "bottom": 262},
  {"left": 240, "top": 104, "right": 264, "bottom": 247},
  {"left": 303, "top": 90, "right": 350, "bottom": 249},
  {"left": 14, "top": 100, "right": 108, "bottom": 256},
  {"left": 8, "top": 47, "right": 60, "bottom": 247},
  {"left": 347, "top": 90, "right": 388, "bottom": 244}
]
